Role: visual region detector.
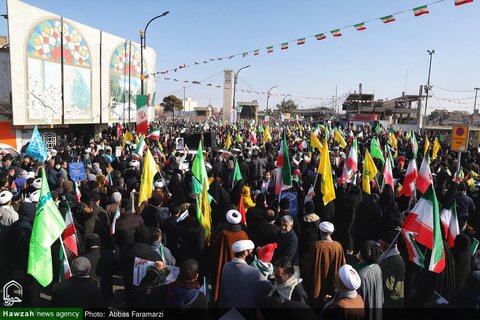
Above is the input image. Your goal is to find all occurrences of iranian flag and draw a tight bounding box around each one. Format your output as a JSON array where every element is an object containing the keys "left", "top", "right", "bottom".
[
  {"left": 346, "top": 138, "right": 359, "bottom": 173},
  {"left": 249, "top": 131, "right": 257, "bottom": 145},
  {"left": 383, "top": 149, "right": 394, "bottom": 190},
  {"left": 254, "top": 49, "right": 260, "bottom": 56},
  {"left": 455, "top": 0, "right": 473, "bottom": 5},
  {"left": 63, "top": 208, "right": 78, "bottom": 258},
  {"left": 297, "top": 38, "right": 305, "bottom": 45},
  {"left": 400, "top": 159, "right": 418, "bottom": 197},
  {"left": 136, "top": 95, "right": 148, "bottom": 135},
  {"left": 275, "top": 133, "right": 292, "bottom": 193},
  {"left": 440, "top": 201, "right": 459, "bottom": 248},
  {"left": 147, "top": 128, "right": 160, "bottom": 139},
  {"left": 315, "top": 33, "right": 326, "bottom": 40},
  {"left": 413, "top": 5, "right": 429, "bottom": 16},
  {"left": 117, "top": 123, "right": 123, "bottom": 138},
  {"left": 417, "top": 153, "right": 433, "bottom": 194},
  {"left": 403, "top": 185, "right": 445, "bottom": 273},
  {"left": 354, "top": 23, "right": 366, "bottom": 31},
  {"left": 133, "top": 137, "right": 147, "bottom": 159},
  {"left": 267, "top": 46, "right": 274, "bottom": 53},
  {"left": 402, "top": 230, "right": 426, "bottom": 268},
  {"left": 281, "top": 42, "right": 288, "bottom": 50},
  {"left": 338, "top": 164, "right": 353, "bottom": 185},
  {"left": 331, "top": 29, "right": 342, "bottom": 37},
  {"left": 381, "top": 15, "right": 396, "bottom": 23}
]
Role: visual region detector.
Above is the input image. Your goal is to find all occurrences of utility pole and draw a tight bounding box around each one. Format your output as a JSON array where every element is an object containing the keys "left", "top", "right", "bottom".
[{"left": 423, "top": 50, "right": 435, "bottom": 128}]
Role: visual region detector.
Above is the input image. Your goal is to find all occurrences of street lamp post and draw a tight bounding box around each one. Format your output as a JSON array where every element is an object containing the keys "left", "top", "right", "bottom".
[
  {"left": 266, "top": 85, "right": 278, "bottom": 114},
  {"left": 473, "top": 87, "right": 480, "bottom": 125},
  {"left": 232, "top": 65, "right": 250, "bottom": 123},
  {"left": 140, "top": 11, "right": 169, "bottom": 96},
  {"left": 423, "top": 49, "right": 435, "bottom": 128}
]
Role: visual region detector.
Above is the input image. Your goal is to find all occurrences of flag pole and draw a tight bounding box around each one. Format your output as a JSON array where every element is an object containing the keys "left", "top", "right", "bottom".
[{"left": 377, "top": 227, "right": 403, "bottom": 264}]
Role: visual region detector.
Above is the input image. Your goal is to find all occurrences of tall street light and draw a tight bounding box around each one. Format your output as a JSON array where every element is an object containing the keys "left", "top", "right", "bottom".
[
  {"left": 473, "top": 87, "right": 480, "bottom": 125},
  {"left": 232, "top": 65, "right": 250, "bottom": 122},
  {"left": 423, "top": 49, "right": 435, "bottom": 128},
  {"left": 266, "top": 85, "right": 278, "bottom": 114},
  {"left": 140, "top": 11, "right": 170, "bottom": 96}
]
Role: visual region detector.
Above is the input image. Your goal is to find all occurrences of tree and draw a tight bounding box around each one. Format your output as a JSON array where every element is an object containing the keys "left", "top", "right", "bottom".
[
  {"left": 161, "top": 95, "right": 184, "bottom": 112},
  {"left": 276, "top": 99, "right": 298, "bottom": 113}
]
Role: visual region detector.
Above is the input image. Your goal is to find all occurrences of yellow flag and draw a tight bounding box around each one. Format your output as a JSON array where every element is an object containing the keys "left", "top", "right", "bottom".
[
  {"left": 264, "top": 126, "right": 272, "bottom": 142},
  {"left": 432, "top": 137, "right": 441, "bottom": 160},
  {"left": 138, "top": 148, "right": 158, "bottom": 205},
  {"left": 298, "top": 122, "right": 304, "bottom": 136},
  {"left": 317, "top": 139, "right": 335, "bottom": 205},
  {"left": 424, "top": 135, "right": 430, "bottom": 156},
  {"left": 157, "top": 139, "right": 163, "bottom": 152},
  {"left": 389, "top": 133, "right": 398, "bottom": 158},
  {"left": 334, "top": 129, "right": 347, "bottom": 148},
  {"left": 470, "top": 170, "right": 479, "bottom": 179},
  {"left": 362, "top": 149, "right": 378, "bottom": 194},
  {"left": 405, "top": 131, "right": 410, "bottom": 140},
  {"left": 310, "top": 131, "right": 323, "bottom": 151},
  {"left": 122, "top": 131, "right": 133, "bottom": 149},
  {"left": 199, "top": 178, "right": 212, "bottom": 244},
  {"left": 224, "top": 133, "right": 232, "bottom": 149}
]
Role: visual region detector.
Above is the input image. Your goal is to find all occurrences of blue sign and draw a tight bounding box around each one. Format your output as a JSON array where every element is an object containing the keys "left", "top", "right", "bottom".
[
  {"left": 281, "top": 191, "right": 298, "bottom": 216},
  {"left": 68, "top": 162, "right": 86, "bottom": 181}
]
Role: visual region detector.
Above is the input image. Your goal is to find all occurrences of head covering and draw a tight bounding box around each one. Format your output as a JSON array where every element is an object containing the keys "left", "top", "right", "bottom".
[
  {"left": 26, "top": 171, "right": 35, "bottom": 179},
  {"left": 87, "top": 174, "right": 97, "bottom": 182},
  {"left": 51, "top": 149, "right": 57, "bottom": 155},
  {"left": 29, "top": 190, "right": 40, "bottom": 203},
  {"left": 72, "top": 257, "right": 91, "bottom": 277},
  {"left": 257, "top": 243, "right": 277, "bottom": 263},
  {"left": 226, "top": 209, "right": 242, "bottom": 224},
  {"left": 232, "top": 240, "right": 255, "bottom": 253},
  {"left": 129, "top": 160, "right": 139, "bottom": 168},
  {"left": 86, "top": 234, "right": 101, "bottom": 248},
  {"left": 0, "top": 191, "right": 13, "bottom": 205},
  {"left": 319, "top": 221, "right": 334, "bottom": 233},
  {"left": 360, "top": 240, "right": 382, "bottom": 264},
  {"left": 242, "top": 185, "right": 251, "bottom": 195},
  {"left": 339, "top": 264, "right": 361, "bottom": 290},
  {"left": 19, "top": 169, "right": 27, "bottom": 177},
  {"left": 154, "top": 179, "right": 165, "bottom": 188},
  {"left": 93, "top": 162, "right": 100, "bottom": 169},
  {"left": 111, "top": 192, "right": 122, "bottom": 203},
  {"left": 33, "top": 178, "right": 42, "bottom": 189}
]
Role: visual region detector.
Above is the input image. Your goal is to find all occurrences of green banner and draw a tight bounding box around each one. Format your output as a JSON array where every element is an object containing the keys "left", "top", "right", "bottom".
[{"left": 0, "top": 309, "right": 82, "bottom": 320}]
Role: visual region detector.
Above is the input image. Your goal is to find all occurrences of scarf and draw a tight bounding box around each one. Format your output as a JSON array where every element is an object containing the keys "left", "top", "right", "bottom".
[
  {"left": 268, "top": 273, "right": 302, "bottom": 302},
  {"left": 250, "top": 256, "right": 273, "bottom": 278},
  {"left": 379, "top": 245, "right": 400, "bottom": 263},
  {"left": 232, "top": 257, "right": 247, "bottom": 265}
]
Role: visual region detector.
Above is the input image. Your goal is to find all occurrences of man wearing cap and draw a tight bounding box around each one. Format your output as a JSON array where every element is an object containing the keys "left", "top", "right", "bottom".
[
  {"left": 211, "top": 209, "right": 249, "bottom": 303},
  {"left": 218, "top": 239, "right": 272, "bottom": 312},
  {"left": 322, "top": 264, "right": 365, "bottom": 320},
  {"left": 0, "top": 191, "right": 19, "bottom": 226},
  {"left": 301, "top": 221, "right": 346, "bottom": 308},
  {"left": 51, "top": 257, "right": 102, "bottom": 307}
]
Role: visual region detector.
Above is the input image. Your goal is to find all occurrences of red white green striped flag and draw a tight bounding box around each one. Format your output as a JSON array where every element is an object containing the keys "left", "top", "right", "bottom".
[
  {"left": 381, "top": 15, "right": 396, "bottom": 23},
  {"left": 315, "top": 33, "right": 326, "bottom": 40},
  {"left": 413, "top": 5, "right": 429, "bottom": 17},
  {"left": 267, "top": 46, "right": 273, "bottom": 53},
  {"left": 440, "top": 201, "right": 459, "bottom": 248},
  {"left": 402, "top": 185, "right": 445, "bottom": 273},
  {"left": 136, "top": 95, "right": 148, "bottom": 135},
  {"left": 275, "top": 133, "right": 292, "bottom": 193},
  {"left": 297, "top": 38, "right": 305, "bottom": 45},
  {"left": 331, "top": 29, "right": 342, "bottom": 37},
  {"left": 354, "top": 23, "right": 366, "bottom": 31},
  {"left": 455, "top": 0, "right": 473, "bottom": 5},
  {"left": 242, "top": 52, "right": 248, "bottom": 57},
  {"left": 281, "top": 42, "right": 288, "bottom": 50},
  {"left": 402, "top": 230, "right": 426, "bottom": 268},
  {"left": 254, "top": 50, "right": 259, "bottom": 56}
]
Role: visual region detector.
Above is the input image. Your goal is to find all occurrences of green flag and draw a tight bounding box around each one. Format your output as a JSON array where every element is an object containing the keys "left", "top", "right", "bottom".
[
  {"left": 411, "top": 132, "right": 419, "bottom": 159},
  {"left": 192, "top": 141, "right": 208, "bottom": 190},
  {"left": 370, "top": 138, "right": 385, "bottom": 165},
  {"left": 27, "top": 168, "right": 66, "bottom": 287},
  {"left": 233, "top": 159, "right": 243, "bottom": 184}
]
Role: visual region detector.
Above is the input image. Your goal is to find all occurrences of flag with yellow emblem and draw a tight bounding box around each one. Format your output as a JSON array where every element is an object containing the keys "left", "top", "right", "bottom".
[
  {"left": 362, "top": 149, "right": 378, "bottom": 194},
  {"left": 317, "top": 139, "right": 336, "bottom": 205}
]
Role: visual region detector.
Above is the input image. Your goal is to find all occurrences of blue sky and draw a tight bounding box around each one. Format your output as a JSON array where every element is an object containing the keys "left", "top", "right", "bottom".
[{"left": 1, "top": 0, "right": 478, "bottom": 113}]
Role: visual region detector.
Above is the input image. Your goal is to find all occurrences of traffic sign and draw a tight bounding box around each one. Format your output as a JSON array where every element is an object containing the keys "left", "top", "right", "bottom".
[{"left": 451, "top": 125, "right": 469, "bottom": 152}]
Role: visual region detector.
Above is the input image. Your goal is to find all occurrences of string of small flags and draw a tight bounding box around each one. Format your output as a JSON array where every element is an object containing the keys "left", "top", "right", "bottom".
[
  {"left": 155, "top": 76, "right": 335, "bottom": 100},
  {"left": 151, "top": 0, "right": 471, "bottom": 76}
]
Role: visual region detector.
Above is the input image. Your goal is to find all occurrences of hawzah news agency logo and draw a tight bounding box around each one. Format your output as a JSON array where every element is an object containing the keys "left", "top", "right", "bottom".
[{"left": 3, "top": 280, "right": 22, "bottom": 306}]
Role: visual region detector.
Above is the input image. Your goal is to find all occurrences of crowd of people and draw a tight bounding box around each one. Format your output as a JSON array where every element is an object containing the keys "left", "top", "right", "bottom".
[{"left": 0, "top": 119, "right": 479, "bottom": 320}]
